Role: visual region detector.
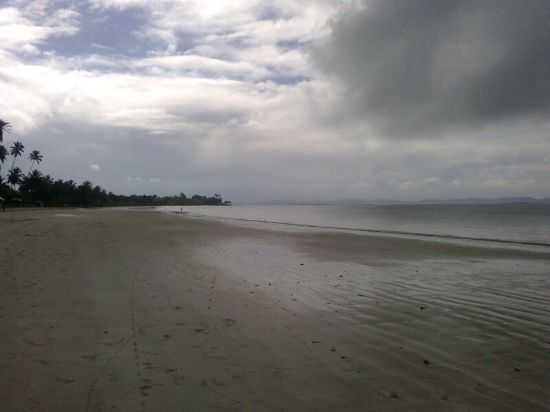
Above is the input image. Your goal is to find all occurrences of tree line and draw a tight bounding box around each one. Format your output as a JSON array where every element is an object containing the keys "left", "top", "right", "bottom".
[{"left": 0, "top": 119, "right": 230, "bottom": 208}]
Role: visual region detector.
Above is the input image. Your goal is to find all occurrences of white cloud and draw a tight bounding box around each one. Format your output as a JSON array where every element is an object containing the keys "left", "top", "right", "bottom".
[
  {"left": 136, "top": 55, "right": 271, "bottom": 80},
  {"left": 0, "top": 0, "right": 338, "bottom": 136},
  {"left": 0, "top": 3, "right": 79, "bottom": 52},
  {"left": 91, "top": 0, "right": 336, "bottom": 75},
  {"left": 90, "top": 163, "right": 101, "bottom": 171}
]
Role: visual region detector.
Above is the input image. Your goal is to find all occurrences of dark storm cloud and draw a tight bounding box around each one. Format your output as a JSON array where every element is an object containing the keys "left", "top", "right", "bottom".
[{"left": 313, "top": 0, "right": 550, "bottom": 137}]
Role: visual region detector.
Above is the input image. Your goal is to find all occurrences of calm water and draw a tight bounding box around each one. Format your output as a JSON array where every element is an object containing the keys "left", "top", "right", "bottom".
[{"left": 159, "top": 203, "right": 550, "bottom": 246}]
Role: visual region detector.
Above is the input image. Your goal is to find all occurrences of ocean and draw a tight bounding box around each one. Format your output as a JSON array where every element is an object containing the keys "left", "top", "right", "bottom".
[{"left": 159, "top": 203, "right": 550, "bottom": 247}]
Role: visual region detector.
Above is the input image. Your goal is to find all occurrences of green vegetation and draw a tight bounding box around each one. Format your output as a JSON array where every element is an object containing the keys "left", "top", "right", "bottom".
[{"left": 0, "top": 119, "right": 230, "bottom": 208}]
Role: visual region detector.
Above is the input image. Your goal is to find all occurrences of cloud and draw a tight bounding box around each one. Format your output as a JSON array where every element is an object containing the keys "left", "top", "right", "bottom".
[
  {"left": 135, "top": 55, "right": 271, "bottom": 81},
  {"left": 0, "top": 2, "right": 79, "bottom": 52},
  {"left": 90, "top": 0, "right": 335, "bottom": 79},
  {"left": 312, "top": 0, "right": 550, "bottom": 137},
  {"left": 2, "top": 0, "right": 550, "bottom": 201},
  {"left": 0, "top": 0, "right": 336, "bottom": 134}
]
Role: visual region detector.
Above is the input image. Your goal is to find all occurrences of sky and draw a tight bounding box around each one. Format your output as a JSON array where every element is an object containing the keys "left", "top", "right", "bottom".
[{"left": 1, "top": 0, "right": 550, "bottom": 202}]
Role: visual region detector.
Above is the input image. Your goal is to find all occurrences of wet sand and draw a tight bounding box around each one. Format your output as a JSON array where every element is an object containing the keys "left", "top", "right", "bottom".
[{"left": 1, "top": 208, "right": 549, "bottom": 411}]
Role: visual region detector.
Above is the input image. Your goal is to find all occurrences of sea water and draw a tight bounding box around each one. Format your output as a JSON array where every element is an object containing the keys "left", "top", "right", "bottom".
[{"left": 159, "top": 203, "right": 550, "bottom": 246}]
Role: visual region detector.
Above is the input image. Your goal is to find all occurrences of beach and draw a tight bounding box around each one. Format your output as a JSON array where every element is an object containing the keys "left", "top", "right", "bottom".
[{"left": 1, "top": 208, "right": 549, "bottom": 411}]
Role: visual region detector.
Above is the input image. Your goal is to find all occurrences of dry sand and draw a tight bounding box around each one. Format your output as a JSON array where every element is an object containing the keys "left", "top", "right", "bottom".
[{"left": 0, "top": 208, "right": 549, "bottom": 411}]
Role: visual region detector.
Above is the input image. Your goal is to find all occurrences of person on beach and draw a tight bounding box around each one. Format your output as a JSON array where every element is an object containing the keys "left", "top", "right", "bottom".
[{"left": 0, "top": 196, "right": 5, "bottom": 212}]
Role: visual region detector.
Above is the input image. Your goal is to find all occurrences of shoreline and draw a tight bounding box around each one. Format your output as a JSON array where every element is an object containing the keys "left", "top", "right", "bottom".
[
  {"left": 166, "top": 211, "right": 550, "bottom": 251},
  {"left": 6, "top": 205, "right": 550, "bottom": 249},
  {"left": 1, "top": 208, "right": 549, "bottom": 411}
]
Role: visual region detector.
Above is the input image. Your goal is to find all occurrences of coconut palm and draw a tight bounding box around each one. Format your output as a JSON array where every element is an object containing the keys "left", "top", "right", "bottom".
[
  {"left": 28, "top": 150, "right": 43, "bottom": 171},
  {"left": 28, "top": 169, "right": 43, "bottom": 180},
  {"left": 0, "top": 145, "right": 7, "bottom": 174},
  {"left": 0, "top": 119, "right": 10, "bottom": 143},
  {"left": 0, "top": 145, "right": 6, "bottom": 163},
  {"left": 9, "top": 141, "right": 24, "bottom": 169},
  {"left": 7, "top": 167, "right": 23, "bottom": 189}
]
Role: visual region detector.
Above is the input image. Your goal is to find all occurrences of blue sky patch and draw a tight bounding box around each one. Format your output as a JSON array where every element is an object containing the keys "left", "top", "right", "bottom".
[{"left": 46, "top": 4, "right": 154, "bottom": 58}]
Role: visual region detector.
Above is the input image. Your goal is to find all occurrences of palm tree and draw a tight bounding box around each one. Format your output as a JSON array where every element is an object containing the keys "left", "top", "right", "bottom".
[
  {"left": 7, "top": 167, "right": 23, "bottom": 189},
  {"left": 0, "top": 145, "right": 7, "bottom": 177},
  {"left": 0, "top": 119, "right": 10, "bottom": 143},
  {"left": 9, "top": 141, "right": 24, "bottom": 169},
  {"left": 28, "top": 150, "right": 43, "bottom": 172},
  {"left": 29, "top": 169, "right": 43, "bottom": 180}
]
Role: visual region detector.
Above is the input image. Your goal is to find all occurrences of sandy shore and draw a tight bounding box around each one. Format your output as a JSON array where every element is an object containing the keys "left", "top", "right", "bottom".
[{"left": 1, "top": 208, "right": 549, "bottom": 411}]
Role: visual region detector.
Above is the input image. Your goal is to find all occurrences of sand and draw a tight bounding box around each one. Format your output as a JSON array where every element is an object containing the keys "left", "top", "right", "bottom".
[{"left": 0, "top": 208, "right": 549, "bottom": 411}]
